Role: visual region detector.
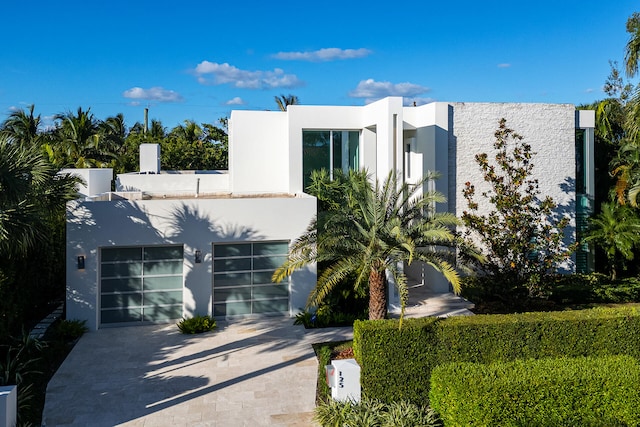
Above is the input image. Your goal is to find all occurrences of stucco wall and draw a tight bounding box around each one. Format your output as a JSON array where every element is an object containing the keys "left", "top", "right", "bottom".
[
  {"left": 67, "top": 195, "right": 317, "bottom": 330},
  {"left": 447, "top": 102, "right": 577, "bottom": 268},
  {"left": 229, "top": 111, "right": 290, "bottom": 194}
]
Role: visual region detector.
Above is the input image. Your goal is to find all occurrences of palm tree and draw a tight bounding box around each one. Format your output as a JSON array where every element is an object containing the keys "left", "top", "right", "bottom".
[
  {"left": 274, "top": 169, "right": 477, "bottom": 324},
  {"left": 169, "top": 120, "right": 203, "bottom": 144},
  {"left": 0, "top": 135, "right": 79, "bottom": 257},
  {"left": 625, "top": 12, "right": 640, "bottom": 78},
  {"left": 584, "top": 202, "right": 640, "bottom": 279},
  {"left": 0, "top": 105, "right": 42, "bottom": 147},
  {"left": 48, "top": 107, "right": 113, "bottom": 168},
  {"left": 275, "top": 94, "right": 299, "bottom": 111}
]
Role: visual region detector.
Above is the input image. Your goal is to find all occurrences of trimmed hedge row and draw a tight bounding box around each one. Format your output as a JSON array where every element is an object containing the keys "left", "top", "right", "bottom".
[
  {"left": 353, "top": 306, "right": 640, "bottom": 403},
  {"left": 429, "top": 355, "right": 640, "bottom": 426}
]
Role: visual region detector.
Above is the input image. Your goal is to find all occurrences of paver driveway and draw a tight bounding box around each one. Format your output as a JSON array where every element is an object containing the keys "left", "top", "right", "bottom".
[{"left": 42, "top": 317, "right": 353, "bottom": 427}]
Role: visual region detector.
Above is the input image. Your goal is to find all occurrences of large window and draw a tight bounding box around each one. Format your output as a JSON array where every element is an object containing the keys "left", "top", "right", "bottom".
[
  {"left": 100, "top": 245, "right": 184, "bottom": 325},
  {"left": 303, "top": 130, "right": 359, "bottom": 189},
  {"left": 212, "top": 241, "right": 289, "bottom": 317}
]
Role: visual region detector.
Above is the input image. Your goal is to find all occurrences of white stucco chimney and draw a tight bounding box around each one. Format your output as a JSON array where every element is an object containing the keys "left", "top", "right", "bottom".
[{"left": 140, "top": 143, "right": 161, "bottom": 174}]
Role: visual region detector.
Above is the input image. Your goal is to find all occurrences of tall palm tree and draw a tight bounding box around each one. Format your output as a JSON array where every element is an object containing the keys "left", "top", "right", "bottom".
[
  {"left": 625, "top": 12, "right": 640, "bottom": 78},
  {"left": 274, "top": 169, "right": 478, "bottom": 324},
  {"left": 275, "top": 94, "right": 299, "bottom": 111}
]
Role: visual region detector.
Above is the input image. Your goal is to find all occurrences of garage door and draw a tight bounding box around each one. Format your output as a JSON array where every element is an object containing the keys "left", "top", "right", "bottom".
[
  {"left": 213, "top": 241, "right": 289, "bottom": 317},
  {"left": 100, "top": 246, "right": 184, "bottom": 325}
]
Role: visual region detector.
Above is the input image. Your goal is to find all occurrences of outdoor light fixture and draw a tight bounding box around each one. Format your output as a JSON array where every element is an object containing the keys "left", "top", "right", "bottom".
[
  {"left": 194, "top": 250, "right": 202, "bottom": 264},
  {"left": 77, "top": 256, "right": 85, "bottom": 270}
]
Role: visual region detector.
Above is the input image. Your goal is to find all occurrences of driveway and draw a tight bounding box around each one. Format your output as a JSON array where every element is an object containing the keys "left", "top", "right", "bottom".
[{"left": 42, "top": 317, "right": 353, "bottom": 427}]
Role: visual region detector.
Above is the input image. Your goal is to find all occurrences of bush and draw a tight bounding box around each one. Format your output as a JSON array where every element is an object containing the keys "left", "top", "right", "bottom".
[
  {"left": 548, "top": 273, "right": 640, "bottom": 304},
  {"left": 54, "top": 319, "right": 88, "bottom": 341},
  {"left": 314, "top": 398, "right": 442, "bottom": 427},
  {"left": 353, "top": 318, "right": 439, "bottom": 404},
  {"left": 294, "top": 307, "right": 365, "bottom": 329},
  {"left": 430, "top": 355, "right": 640, "bottom": 426},
  {"left": 353, "top": 307, "right": 640, "bottom": 403},
  {"left": 176, "top": 314, "right": 216, "bottom": 334}
]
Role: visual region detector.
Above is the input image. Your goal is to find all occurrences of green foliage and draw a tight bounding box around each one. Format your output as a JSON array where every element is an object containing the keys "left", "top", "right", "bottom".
[
  {"left": 0, "top": 132, "right": 79, "bottom": 338},
  {"left": 275, "top": 169, "right": 477, "bottom": 323},
  {"left": 176, "top": 314, "right": 216, "bottom": 334},
  {"left": 54, "top": 319, "right": 88, "bottom": 341},
  {"left": 274, "top": 94, "right": 299, "bottom": 111},
  {"left": 353, "top": 307, "right": 640, "bottom": 403},
  {"left": 314, "top": 398, "right": 442, "bottom": 427},
  {"left": 294, "top": 305, "right": 366, "bottom": 329},
  {"left": 0, "top": 335, "right": 44, "bottom": 424},
  {"left": 430, "top": 355, "right": 640, "bottom": 427},
  {"left": 547, "top": 273, "right": 640, "bottom": 304},
  {"left": 161, "top": 120, "right": 228, "bottom": 170},
  {"left": 586, "top": 203, "right": 640, "bottom": 280},
  {"left": 462, "top": 119, "right": 576, "bottom": 298},
  {"left": 353, "top": 318, "right": 440, "bottom": 404}
]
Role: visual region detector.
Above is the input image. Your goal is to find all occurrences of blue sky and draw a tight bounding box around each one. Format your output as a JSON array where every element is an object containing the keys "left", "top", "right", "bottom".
[{"left": 1, "top": 1, "right": 637, "bottom": 129}]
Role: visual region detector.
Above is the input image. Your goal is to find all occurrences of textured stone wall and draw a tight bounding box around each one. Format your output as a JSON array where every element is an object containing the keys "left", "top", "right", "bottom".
[{"left": 448, "top": 102, "right": 577, "bottom": 269}]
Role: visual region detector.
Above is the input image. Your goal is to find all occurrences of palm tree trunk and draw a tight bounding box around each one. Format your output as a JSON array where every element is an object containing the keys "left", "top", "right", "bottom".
[{"left": 369, "top": 268, "right": 387, "bottom": 320}]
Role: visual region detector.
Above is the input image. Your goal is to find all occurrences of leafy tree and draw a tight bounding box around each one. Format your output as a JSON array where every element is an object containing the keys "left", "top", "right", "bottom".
[
  {"left": 461, "top": 119, "right": 575, "bottom": 298},
  {"left": 584, "top": 203, "right": 640, "bottom": 280},
  {"left": 275, "top": 94, "right": 299, "bottom": 111},
  {"left": 274, "top": 169, "right": 477, "bottom": 324},
  {"left": 161, "top": 120, "right": 227, "bottom": 170}
]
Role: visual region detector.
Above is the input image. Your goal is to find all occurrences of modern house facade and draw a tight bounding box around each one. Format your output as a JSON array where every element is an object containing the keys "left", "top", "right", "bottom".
[{"left": 66, "top": 97, "right": 595, "bottom": 330}]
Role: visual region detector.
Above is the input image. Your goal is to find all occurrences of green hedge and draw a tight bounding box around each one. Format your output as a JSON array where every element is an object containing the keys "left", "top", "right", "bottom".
[
  {"left": 353, "top": 307, "right": 640, "bottom": 403},
  {"left": 429, "top": 355, "right": 640, "bottom": 427},
  {"left": 353, "top": 317, "right": 439, "bottom": 404}
]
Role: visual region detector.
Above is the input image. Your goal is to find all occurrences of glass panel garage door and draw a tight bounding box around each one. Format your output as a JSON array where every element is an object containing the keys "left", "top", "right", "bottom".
[
  {"left": 100, "top": 246, "right": 184, "bottom": 325},
  {"left": 213, "top": 242, "right": 289, "bottom": 317}
]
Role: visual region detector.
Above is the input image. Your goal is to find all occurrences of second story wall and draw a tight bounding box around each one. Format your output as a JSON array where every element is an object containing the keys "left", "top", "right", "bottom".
[{"left": 229, "top": 111, "right": 290, "bottom": 194}]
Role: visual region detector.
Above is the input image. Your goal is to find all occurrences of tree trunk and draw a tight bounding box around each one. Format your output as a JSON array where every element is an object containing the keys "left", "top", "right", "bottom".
[{"left": 369, "top": 268, "right": 387, "bottom": 320}]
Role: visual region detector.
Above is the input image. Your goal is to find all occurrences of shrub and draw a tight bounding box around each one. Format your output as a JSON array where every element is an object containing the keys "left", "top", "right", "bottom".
[
  {"left": 430, "top": 355, "right": 640, "bottom": 426},
  {"left": 547, "top": 273, "right": 640, "bottom": 304},
  {"left": 353, "top": 318, "right": 439, "bottom": 404},
  {"left": 294, "top": 307, "right": 365, "bottom": 329},
  {"left": 314, "top": 398, "right": 442, "bottom": 427},
  {"left": 353, "top": 307, "right": 640, "bottom": 403},
  {"left": 55, "top": 319, "right": 88, "bottom": 341},
  {"left": 176, "top": 314, "right": 216, "bottom": 334}
]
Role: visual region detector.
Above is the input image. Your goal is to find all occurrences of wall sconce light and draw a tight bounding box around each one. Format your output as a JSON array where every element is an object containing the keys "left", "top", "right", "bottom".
[
  {"left": 77, "top": 256, "right": 85, "bottom": 270},
  {"left": 194, "top": 250, "right": 202, "bottom": 264}
]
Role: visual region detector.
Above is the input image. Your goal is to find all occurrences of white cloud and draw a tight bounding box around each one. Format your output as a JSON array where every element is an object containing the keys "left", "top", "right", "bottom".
[
  {"left": 193, "top": 61, "right": 303, "bottom": 89},
  {"left": 273, "top": 48, "right": 372, "bottom": 62},
  {"left": 585, "top": 88, "right": 595, "bottom": 93},
  {"left": 497, "top": 63, "right": 511, "bottom": 68},
  {"left": 122, "top": 86, "right": 184, "bottom": 102},
  {"left": 225, "top": 97, "right": 245, "bottom": 105},
  {"left": 349, "top": 79, "right": 429, "bottom": 103}
]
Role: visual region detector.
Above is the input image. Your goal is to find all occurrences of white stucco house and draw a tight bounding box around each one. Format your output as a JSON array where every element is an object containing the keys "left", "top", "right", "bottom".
[{"left": 66, "top": 97, "right": 595, "bottom": 330}]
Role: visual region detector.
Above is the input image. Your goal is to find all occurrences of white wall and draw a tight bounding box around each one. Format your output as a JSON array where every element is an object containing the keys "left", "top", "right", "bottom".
[
  {"left": 229, "top": 111, "right": 290, "bottom": 194},
  {"left": 67, "top": 194, "right": 317, "bottom": 330},
  {"left": 116, "top": 171, "right": 230, "bottom": 195},
  {"left": 60, "top": 168, "right": 113, "bottom": 198}
]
